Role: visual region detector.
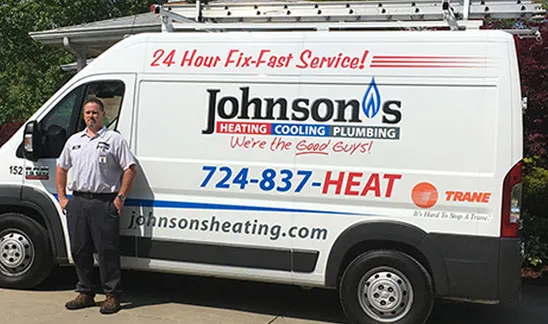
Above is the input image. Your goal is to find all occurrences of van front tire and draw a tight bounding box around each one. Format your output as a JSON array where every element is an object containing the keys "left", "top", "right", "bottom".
[
  {"left": 339, "top": 250, "right": 434, "bottom": 324},
  {"left": 0, "top": 213, "right": 54, "bottom": 289}
]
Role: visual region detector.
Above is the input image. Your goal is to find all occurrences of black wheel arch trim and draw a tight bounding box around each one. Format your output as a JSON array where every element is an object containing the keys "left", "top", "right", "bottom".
[
  {"left": 0, "top": 184, "right": 68, "bottom": 264},
  {"left": 324, "top": 220, "right": 449, "bottom": 295}
]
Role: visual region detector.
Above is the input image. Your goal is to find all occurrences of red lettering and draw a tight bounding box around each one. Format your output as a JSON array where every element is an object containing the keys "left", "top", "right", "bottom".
[
  {"left": 163, "top": 49, "right": 176, "bottom": 67},
  {"left": 267, "top": 54, "right": 294, "bottom": 68},
  {"left": 331, "top": 141, "right": 373, "bottom": 156},
  {"left": 242, "top": 55, "right": 253, "bottom": 67},
  {"left": 350, "top": 57, "right": 360, "bottom": 69},
  {"left": 180, "top": 49, "right": 196, "bottom": 67},
  {"left": 445, "top": 191, "right": 491, "bottom": 203},
  {"left": 360, "top": 173, "right": 380, "bottom": 197},
  {"left": 295, "top": 51, "right": 310, "bottom": 68},
  {"left": 341, "top": 56, "right": 351, "bottom": 68},
  {"left": 321, "top": 172, "right": 401, "bottom": 197},
  {"left": 256, "top": 49, "right": 270, "bottom": 67},
  {"left": 229, "top": 136, "right": 266, "bottom": 149},
  {"left": 383, "top": 174, "right": 402, "bottom": 198},
  {"left": 229, "top": 136, "right": 245, "bottom": 149},
  {"left": 179, "top": 50, "right": 221, "bottom": 68},
  {"left": 295, "top": 139, "right": 330, "bottom": 156},
  {"left": 469, "top": 192, "right": 481, "bottom": 202},
  {"left": 359, "top": 50, "right": 369, "bottom": 69},
  {"left": 151, "top": 49, "right": 165, "bottom": 67},
  {"left": 225, "top": 49, "right": 239, "bottom": 67},
  {"left": 195, "top": 55, "right": 220, "bottom": 68},
  {"left": 249, "top": 138, "right": 266, "bottom": 149},
  {"left": 297, "top": 49, "right": 369, "bottom": 70},
  {"left": 344, "top": 172, "right": 362, "bottom": 196},
  {"left": 270, "top": 137, "right": 292, "bottom": 152},
  {"left": 322, "top": 171, "right": 344, "bottom": 195}
]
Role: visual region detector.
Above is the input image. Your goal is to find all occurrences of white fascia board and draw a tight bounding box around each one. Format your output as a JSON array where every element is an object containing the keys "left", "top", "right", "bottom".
[{"left": 29, "top": 24, "right": 160, "bottom": 45}]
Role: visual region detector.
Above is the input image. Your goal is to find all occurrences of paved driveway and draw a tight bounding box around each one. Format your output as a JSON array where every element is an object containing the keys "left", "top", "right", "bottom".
[{"left": 0, "top": 266, "right": 546, "bottom": 324}]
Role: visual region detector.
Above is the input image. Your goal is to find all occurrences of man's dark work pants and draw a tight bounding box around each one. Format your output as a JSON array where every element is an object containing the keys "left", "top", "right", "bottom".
[{"left": 66, "top": 193, "right": 122, "bottom": 296}]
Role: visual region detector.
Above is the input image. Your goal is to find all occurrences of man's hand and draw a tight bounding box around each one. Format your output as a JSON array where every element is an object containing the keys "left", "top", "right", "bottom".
[
  {"left": 113, "top": 197, "right": 124, "bottom": 215},
  {"left": 59, "top": 196, "right": 69, "bottom": 213},
  {"left": 56, "top": 166, "right": 69, "bottom": 213},
  {"left": 113, "top": 165, "right": 136, "bottom": 216}
]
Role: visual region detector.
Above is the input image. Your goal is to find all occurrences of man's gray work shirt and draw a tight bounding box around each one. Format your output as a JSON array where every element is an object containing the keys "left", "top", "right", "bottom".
[{"left": 57, "top": 126, "right": 136, "bottom": 193}]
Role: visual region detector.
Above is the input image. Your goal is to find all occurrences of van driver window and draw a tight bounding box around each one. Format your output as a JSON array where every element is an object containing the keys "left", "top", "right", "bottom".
[{"left": 35, "top": 80, "right": 125, "bottom": 158}]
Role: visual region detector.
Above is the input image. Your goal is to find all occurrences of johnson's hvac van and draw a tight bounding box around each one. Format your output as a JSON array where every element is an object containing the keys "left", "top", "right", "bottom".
[{"left": 0, "top": 29, "right": 523, "bottom": 324}]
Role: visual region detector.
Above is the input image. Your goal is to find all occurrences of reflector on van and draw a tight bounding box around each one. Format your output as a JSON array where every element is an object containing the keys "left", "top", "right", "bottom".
[
  {"left": 23, "top": 122, "right": 35, "bottom": 152},
  {"left": 501, "top": 161, "right": 522, "bottom": 238}
]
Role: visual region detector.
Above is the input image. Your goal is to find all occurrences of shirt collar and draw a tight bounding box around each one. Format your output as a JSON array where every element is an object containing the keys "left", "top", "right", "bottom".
[{"left": 80, "top": 126, "right": 108, "bottom": 139}]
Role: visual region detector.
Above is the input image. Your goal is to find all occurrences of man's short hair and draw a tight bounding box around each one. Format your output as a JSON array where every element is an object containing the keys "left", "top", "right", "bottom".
[{"left": 83, "top": 98, "right": 105, "bottom": 111}]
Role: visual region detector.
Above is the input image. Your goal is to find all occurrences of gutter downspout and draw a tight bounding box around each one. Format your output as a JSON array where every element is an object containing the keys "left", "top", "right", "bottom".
[{"left": 63, "top": 37, "right": 87, "bottom": 71}]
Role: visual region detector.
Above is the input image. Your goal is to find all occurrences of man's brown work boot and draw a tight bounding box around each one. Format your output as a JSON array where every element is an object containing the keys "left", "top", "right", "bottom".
[
  {"left": 65, "top": 292, "right": 95, "bottom": 310},
  {"left": 100, "top": 293, "right": 121, "bottom": 314}
]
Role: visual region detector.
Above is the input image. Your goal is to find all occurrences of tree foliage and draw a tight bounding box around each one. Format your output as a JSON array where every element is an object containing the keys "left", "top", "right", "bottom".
[
  {"left": 0, "top": 0, "right": 151, "bottom": 125},
  {"left": 517, "top": 23, "right": 548, "bottom": 165},
  {"left": 483, "top": 18, "right": 548, "bottom": 165}
]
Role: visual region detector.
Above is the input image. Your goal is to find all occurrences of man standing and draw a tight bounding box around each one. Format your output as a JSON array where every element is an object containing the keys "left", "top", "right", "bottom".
[{"left": 56, "top": 98, "right": 137, "bottom": 315}]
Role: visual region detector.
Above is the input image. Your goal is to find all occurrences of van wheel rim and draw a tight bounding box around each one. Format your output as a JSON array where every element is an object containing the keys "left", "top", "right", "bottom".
[
  {"left": 0, "top": 230, "right": 35, "bottom": 277},
  {"left": 357, "top": 267, "right": 414, "bottom": 323}
]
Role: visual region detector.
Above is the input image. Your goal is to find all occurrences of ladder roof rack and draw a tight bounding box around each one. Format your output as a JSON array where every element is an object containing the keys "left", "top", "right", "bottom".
[{"left": 151, "top": 0, "right": 546, "bottom": 33}]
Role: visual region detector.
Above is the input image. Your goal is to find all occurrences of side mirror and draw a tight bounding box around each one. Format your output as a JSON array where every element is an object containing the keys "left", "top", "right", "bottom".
[{"left": 22, "top": 121, "right": 42, "bottom": 161}]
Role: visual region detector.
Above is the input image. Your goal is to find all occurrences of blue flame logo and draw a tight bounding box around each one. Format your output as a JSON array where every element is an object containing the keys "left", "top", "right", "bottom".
[{"left": 362, "top": 77, "right": 381, "bottom": 119}]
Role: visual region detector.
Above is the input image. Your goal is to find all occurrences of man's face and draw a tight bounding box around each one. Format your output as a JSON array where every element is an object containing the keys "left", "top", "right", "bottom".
[{"left": 83, "top": 102, "right": 105, "bottom": 130}]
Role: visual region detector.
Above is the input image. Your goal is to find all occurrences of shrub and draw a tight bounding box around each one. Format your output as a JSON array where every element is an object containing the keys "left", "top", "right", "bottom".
[{"left": 521, "top": 158, "right": 548, "bottom": 270}]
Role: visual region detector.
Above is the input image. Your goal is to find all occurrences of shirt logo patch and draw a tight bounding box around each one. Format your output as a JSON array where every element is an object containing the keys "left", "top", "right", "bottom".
[{"left": 97, "top": 142, "right": 110, "bottom": 151}]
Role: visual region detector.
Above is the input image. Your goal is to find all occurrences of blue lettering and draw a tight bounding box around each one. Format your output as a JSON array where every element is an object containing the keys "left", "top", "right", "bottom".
[{"left": 271, "top": 123, "right": 329, "bottom": 137}]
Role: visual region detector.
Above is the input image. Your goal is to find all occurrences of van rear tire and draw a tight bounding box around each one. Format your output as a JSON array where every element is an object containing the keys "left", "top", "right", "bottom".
[
  {"left": 339, "top": 250, "right": 434, "bottom": 324},
  {"left": 0, "top": 213, "right": 54, "bottom": 289}
]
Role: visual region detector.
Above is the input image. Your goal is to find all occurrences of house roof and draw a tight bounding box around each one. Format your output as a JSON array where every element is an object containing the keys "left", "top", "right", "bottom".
[
  {"left": 28, "top": 12, "right": 164, "bottom": 57},
  {"left": 27, "top": 0, "right": 299, "bottom": 70},
  {"left": 28, "top": 0, "right": 306, "bottom": 57}
]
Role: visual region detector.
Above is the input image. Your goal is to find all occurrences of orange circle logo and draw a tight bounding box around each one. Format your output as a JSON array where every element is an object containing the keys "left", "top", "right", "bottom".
[{"left": 411, "top": 182, "right": 438, "bottom": 209}]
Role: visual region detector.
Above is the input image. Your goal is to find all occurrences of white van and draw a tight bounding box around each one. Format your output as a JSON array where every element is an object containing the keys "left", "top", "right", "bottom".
[{"left": 0, "top": 29, "right": 523, "bottom": 324}]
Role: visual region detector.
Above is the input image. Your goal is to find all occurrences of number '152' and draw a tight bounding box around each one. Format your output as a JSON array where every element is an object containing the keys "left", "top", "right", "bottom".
[{"left": 9, "top": 166, "right": 23, "bottom": 175}]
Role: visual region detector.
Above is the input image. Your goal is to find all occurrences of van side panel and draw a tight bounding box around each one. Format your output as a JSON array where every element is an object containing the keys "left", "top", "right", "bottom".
[
  {"left": 72, "top": 30, "right": 520, "bottom": 299},
  {"left": 127, "top": 77, "right": 304, "bottom": 283}
]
